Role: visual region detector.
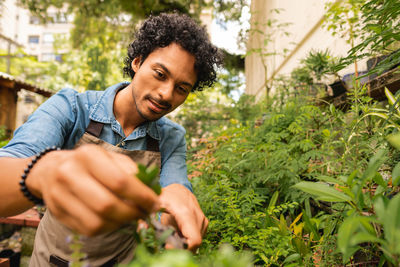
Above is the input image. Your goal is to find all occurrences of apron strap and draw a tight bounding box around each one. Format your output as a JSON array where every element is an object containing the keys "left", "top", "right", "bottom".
[
  {"left": 146, "top": 135, "right": 160, "bottom": 152},
  {"left": 86, "top": 120, "right": 104, "bottom": 137},
  {"left": 86, "top": 120, "right": 160, "bottom": 152}
]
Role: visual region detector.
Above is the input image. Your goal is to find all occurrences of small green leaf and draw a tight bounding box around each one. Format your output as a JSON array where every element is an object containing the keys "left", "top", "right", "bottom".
[
  {"left": 374, "top": 185, "right": 386, "bottom": 197},
  {"left": 385, "top": 87, "right": 400, "bottom": 116},
  {"left": 294, "top": 182, "right": 352, "bottom": 202},
  {"left": 383, "top": 194, "right": 400, "bottom": 244},
  {"left": 346, "top": 170, "right": 358, "bottom": 186},
  {"left": 268, "top": 191, "right": 279, "bottom": 209},
  {"left": 358, "top": 217, "right": 377, "bottom": 236},
  {"left": 361, "top": 112, "right": 389, "bottom": 120},
  {"left": 374, "top": 196, "right": 387, "bottom": 222},
  {"left": 373, "top": 173, "right": 387, "bottom": 188},
  {"left": 361, "top": 150, "right": 386, "bottom": 183},
  {"left": 283, "top": 253, "right": 300, "bottom": 263},
  {"left": 392, "top": 162, "right": 400, "bottom": 186},
  {"left": 302, "top": 211, "right": 321, "bottom": 240},
  {"left": 338, "top": 216, "right": 362, "bottom": 261},
  {"left": 330, "top": 104, "right": 336, "bottom": 114},
  {"left": 387, "top": 133, "right": 400, "bottom": 150},
  {"left": 315, "top": 175, "right": 344, "bottom": 185},
  {"left": 322, "top": 129, "right": 331, "bottom": 137},
  {"left": 350, "top": 232, "right": 383, "bottom": 247},
  {"left": 305, "top": 198, "right": 312, "bottom": 218},
  {"left": 136, "top": 164, "right": 161, "bottom": 195}
]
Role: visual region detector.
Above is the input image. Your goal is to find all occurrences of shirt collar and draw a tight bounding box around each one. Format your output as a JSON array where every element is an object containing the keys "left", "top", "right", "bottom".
[
  {"left": 89, "top": 82, "right": 161, "bottom": 140},
  {"left": 146, "top": 121, "right": 161, "bottom": 140}
]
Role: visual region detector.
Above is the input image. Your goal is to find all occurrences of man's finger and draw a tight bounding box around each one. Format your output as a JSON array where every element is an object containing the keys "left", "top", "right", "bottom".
[
  {"left": 201, "top": 217, "right": 208, "bottom": 237},
  {"left": 74, "top": 145, "right": 160, "bottom": 213},
  {"left": 61, "top": 169, "right": 147, "bottom": 223},
  {"left": 45, "top": 183, "right": 118, "bottom": 236},
  {"left": 174, "top": 216, "right": 202, "bottom": 252}
]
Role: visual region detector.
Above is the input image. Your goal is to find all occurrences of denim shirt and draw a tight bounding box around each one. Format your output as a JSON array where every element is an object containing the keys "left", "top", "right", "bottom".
[{"left": 0, "top": 82, "right": 192, "bottom": 191}]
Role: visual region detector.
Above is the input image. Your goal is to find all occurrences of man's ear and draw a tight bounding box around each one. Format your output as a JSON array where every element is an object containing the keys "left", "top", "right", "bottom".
[{"left": 131, "top": 57, "right": 141, "bottom": 72}]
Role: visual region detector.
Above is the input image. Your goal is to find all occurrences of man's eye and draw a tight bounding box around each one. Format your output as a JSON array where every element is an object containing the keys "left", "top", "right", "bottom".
[
  {"left": 155, "top": 70, "right": 165, "bottom": 79},
  {"left": 178, "top": 86, "right": 188, "bottom": 94}
]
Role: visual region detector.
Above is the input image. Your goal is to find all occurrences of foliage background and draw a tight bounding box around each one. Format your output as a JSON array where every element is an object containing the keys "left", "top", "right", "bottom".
[{"left": 1, "top": 0, "right": 400, "bottom": 266}]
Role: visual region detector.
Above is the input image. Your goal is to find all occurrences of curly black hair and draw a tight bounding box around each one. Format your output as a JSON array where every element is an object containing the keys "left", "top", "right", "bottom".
[{"left": 123, "top": 12, "right": 223, "bottom": 91}]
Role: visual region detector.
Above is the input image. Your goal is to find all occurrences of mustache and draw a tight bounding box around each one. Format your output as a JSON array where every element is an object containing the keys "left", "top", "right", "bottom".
[{"left": 147, "top": 96, "right": 172, "bottom": 109}]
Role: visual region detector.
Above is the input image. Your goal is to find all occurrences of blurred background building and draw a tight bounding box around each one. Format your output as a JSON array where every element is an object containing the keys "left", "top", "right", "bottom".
[{"left": 245, "top": 0, "right": 366, "bottom": 100}]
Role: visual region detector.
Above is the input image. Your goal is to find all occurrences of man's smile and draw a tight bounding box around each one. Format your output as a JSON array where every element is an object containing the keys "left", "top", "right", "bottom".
[{"left": 147, "top": 97, "right": 171, "bottom": 114}]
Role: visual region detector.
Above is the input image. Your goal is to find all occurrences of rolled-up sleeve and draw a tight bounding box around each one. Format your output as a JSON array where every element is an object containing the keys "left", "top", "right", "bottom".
[
  {"left": 159, "top": 124, "right": 192, "bottom": 192},
  {"left": 0, "top": 88, "right": 77, "bottom": 158}
]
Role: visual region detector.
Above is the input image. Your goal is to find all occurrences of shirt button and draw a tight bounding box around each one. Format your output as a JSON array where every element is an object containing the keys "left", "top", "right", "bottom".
[{"left": 117, "top": 140, "right": 125, "bottom": 147}]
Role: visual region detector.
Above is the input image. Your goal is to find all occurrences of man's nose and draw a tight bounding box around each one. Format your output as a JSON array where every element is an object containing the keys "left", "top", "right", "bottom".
[{"left": 158, "top": 82, "right": 174, "bottom": 102}]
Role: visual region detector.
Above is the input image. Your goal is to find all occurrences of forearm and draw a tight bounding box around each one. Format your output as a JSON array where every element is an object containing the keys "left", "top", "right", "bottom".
[{"left": 0, "top": 157, "right": 34, "bottom": 216}]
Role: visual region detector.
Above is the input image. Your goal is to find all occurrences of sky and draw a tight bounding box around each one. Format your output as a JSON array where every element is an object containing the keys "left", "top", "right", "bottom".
[
  {"left": 210, "top": 5, "right": 251, "bottom": 55},
  {"left": 209, "top": 5, "right": 250, "bottom": 100}
]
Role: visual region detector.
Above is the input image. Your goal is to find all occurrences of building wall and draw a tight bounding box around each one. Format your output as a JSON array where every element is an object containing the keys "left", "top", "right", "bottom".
[
  {"left": 0, "top": 0, "right": 66, "bottom": 132},
  {"left": 245, "top": 0, "right": 364, "bottom": 100},
  {"left": 0, "top": 0, "right": 73, "bottom": 61}
]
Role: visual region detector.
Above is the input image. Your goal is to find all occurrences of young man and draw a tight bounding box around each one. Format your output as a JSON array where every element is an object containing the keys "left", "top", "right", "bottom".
[{"left": 0, "top": 13, "right": 223, "bottom": 266}]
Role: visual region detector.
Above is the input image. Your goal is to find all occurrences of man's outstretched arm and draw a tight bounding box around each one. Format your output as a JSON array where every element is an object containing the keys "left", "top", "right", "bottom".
[
  {"left": 0, "top": 156, "right": 36, "bottom": 216},
  {"left": 0, "top": 145, "right": 160, "bottom": 236}
]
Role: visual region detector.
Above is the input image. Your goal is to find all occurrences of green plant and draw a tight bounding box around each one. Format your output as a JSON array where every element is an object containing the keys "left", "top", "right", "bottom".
[
  {"left": 0, "top": 126, "right": 9, "bottom": 148},
  {"left": 188, "top": 92, "right": 353, "bottom": 265},
  {"left": 126, "top": 243, "right": 253, "bottom": 267},
  {"left": 301, "top": 49, "right": 332, "bottom": 83},
  {"left": 360, "top": 87, "right": 400, "bottom": 131},
  {"left": 290, "top": 66, "right": 313, "bottom": 86},
  {"left": 294, "top": 131, "right": 400, "bottom": 266},
  {"left": 332, "top": 0, "right": 400, "bottom": 76},
  {"left": 288, "top": 49, "right": 343, "bottom": 98},
  {"left": 324, "top": 0, "right": 366, "bottom": 75}
]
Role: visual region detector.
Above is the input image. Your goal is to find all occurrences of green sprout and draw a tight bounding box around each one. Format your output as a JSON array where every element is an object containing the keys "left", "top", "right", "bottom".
[{"left": 136, "top": 164, "right": 161, "bottom": 195}]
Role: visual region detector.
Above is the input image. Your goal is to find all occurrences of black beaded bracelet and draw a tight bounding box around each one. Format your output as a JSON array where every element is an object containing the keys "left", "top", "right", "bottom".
[{"left": 20, "top": 146, "right": 60, "bottom": 206}]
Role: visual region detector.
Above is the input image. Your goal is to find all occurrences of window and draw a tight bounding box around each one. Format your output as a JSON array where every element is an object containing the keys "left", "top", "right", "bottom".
[
  {"left": 28, "top": 35, "right": 40, "bottom": 44},
  {"left": 43, "top": 33, "right": 54, "bottom": 43},
  {"left": 29, "top": 16, "right": 40, "bottom": 25},
  {"left": 55, "top": 54, "right": 63, "bottom": 62},
  {"left": 48, "top": 12, "right": 68, "bottom": 24}
]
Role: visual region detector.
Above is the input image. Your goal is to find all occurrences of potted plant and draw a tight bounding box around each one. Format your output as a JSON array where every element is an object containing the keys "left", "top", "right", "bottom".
[{"left": 293, "top": 49, "right": 347, "bottom": 97}]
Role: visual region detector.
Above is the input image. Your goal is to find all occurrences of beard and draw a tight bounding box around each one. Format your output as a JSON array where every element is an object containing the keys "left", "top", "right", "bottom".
[{"left": 132, "top": 86, "right": 171, "bottom": 122}]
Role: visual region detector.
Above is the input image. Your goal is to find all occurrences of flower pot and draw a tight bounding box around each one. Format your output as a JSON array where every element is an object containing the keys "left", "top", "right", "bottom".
[{"left": 329, "top": 80, "right": 347, "bottom": 97}]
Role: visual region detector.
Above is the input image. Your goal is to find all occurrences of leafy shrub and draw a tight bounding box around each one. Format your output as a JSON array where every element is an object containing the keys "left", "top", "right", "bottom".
[{"left": 126, "top": 244, "right": 253, "bottom": 267}]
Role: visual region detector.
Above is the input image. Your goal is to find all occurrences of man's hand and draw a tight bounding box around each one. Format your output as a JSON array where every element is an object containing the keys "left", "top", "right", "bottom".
[
  {"left": 26, "top": 144, "right": 160, "bottom": 236},
  {"left": 159, "top": 184, "right": 208, "bottom": 252}
]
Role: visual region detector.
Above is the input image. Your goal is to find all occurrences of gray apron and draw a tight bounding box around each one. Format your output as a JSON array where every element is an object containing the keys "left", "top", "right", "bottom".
[{"left": 30, "top": 120, "right": 161, "bottom": 267}]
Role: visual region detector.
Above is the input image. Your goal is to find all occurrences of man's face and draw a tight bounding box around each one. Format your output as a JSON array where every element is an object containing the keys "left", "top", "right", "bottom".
[{"left": 130, "top": 43, "right": 197, "bottom": 122}]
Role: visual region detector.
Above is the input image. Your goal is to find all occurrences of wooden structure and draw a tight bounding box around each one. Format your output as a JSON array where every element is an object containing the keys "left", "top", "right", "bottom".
[
  {"left": 0, "top": 208, "right": 41, "bottom": 228},
  {"left": 0, "top": 73, "right": 53, "bottom": 136},
  {"left": 323, "top": 68, "right": 400, "bottom": 110}
]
